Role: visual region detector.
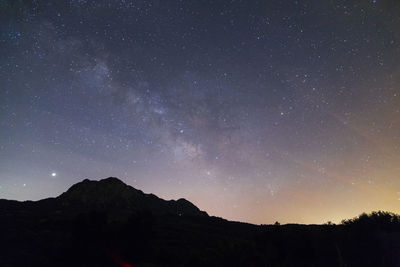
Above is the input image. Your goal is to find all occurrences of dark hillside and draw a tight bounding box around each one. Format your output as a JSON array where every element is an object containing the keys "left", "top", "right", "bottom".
[{"left": 0, "top": 178, "right": 399, "bottom": 266}]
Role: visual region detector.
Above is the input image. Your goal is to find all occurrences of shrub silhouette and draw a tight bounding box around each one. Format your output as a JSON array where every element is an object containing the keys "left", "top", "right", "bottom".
[{"left": 341, "top": 211, "right": 400, "bottom": 231}]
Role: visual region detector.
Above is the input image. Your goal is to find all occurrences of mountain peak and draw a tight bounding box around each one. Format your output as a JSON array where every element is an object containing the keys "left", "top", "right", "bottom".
[
  {"left": 99, "top": 176, "right": 126, "bottom": 184},
  {"left": 71, "top": 177, "right": 127, "bottom": 188},
  {"left": 58, "top": 177, "right": 208, "bottom": 217}
]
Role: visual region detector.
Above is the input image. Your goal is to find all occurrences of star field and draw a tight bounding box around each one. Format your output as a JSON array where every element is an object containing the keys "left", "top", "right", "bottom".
[{"left": 1, "top": 0, "right": 400, "bottom": 224}]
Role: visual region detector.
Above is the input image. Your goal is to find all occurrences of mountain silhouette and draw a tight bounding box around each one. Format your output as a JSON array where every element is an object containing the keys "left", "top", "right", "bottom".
[
  {"left": 58, "top": 177, "right": 208, "bottom": 217},
  {"left": 0, "top": 177, "right": 399, "bottom": 267}
]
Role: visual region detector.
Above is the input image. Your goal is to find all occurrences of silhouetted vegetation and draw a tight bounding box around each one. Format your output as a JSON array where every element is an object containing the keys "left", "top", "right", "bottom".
[
  {"left": 1, "top": 178, "right": 399, "bottom": 266},
  {"left": 341, "top": 211, "right": 400, "bottom": 230}
]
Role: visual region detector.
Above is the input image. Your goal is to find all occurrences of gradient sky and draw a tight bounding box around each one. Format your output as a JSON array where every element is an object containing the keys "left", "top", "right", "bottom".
[{"left": 1, "top": 0, "right": 400, "bottom": 224}]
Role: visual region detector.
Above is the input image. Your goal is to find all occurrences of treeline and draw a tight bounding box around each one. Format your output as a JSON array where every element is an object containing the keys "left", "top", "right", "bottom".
[{"left": 341, "top": 211, "right": 400, "bottom": 231}]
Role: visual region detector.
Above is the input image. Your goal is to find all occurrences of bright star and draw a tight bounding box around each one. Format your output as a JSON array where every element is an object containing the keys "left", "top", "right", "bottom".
[{"left": 51, "top": 172, "right": 57, "bottom": 177}]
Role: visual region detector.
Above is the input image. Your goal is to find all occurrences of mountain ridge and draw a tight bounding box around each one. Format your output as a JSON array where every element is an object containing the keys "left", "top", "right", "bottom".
[
  {"left": 1, "top": 177, "right": 400, "bottom": 266},
  {"left": 0, "top": 177, "right": 208, "bottom": 218}
]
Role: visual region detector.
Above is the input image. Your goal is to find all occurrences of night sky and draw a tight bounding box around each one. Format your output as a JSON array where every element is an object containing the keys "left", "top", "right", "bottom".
[{"left": 1, "top": 0, "right": 400, "bottom": 224}]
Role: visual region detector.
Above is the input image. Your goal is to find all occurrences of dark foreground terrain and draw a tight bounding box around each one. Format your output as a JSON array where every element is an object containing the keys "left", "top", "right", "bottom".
[{"left": 1, "top": 177, "right": 399, "bottom": 267}]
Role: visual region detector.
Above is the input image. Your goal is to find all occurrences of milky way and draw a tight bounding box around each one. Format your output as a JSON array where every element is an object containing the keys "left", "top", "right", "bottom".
[{"left": 1, "top": 0, "right": 400, "bottom": 224}]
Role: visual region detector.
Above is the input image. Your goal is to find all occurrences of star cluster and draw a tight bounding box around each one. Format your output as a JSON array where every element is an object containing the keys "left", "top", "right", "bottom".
[{"left": 1, "top": 0, "right": 400, "bottom": 224}]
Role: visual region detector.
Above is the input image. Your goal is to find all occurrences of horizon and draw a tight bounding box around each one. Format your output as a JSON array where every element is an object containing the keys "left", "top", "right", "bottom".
[
  {"left": 0, "top": 176, "right": 397, "bottom": 225},
  {"left": 1, "top": 0, "right": 400, "bottom": 225}
]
